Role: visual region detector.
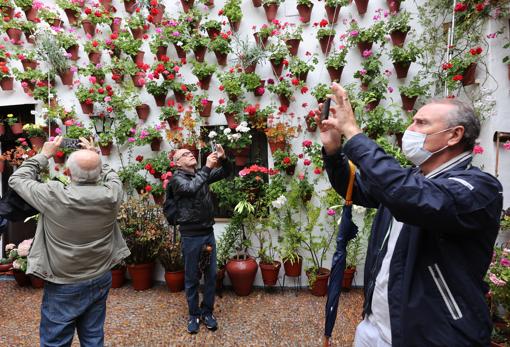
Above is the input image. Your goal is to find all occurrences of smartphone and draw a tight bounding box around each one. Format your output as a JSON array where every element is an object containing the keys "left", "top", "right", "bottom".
[
  {"left": 210, "top": 139, "right": 217, "bottom": 153},
  {"left": 321, "top": 98, "right": 332, "bottom": 121},
  {"left": 60, "top": 138, "right": 82, "bottom": 150}
]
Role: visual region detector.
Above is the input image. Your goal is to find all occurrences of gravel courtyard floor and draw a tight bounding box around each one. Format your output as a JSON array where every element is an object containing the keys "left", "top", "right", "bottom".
[{"left": 0, "top": 277, "right": 363, "bottom": 346}]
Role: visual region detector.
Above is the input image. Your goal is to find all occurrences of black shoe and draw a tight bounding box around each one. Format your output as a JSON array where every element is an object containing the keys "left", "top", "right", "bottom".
[
  {"left": 187, "top": 316, "right": 200, "bottom": 334},
  {"left": 201, "top": 313, "right": 218, "bottom": 331}
]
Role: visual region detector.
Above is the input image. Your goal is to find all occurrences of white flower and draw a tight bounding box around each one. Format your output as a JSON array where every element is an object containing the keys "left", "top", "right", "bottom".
[
  {"left": 176, "top": 41, "right": 183, "bottom": 47},
  {"left": 353, "top": 205, "right": 366, "bottom": 214},
  {"left": 12, "top": 259, "right": 21, "bottom": 270},
  {"left": 17, "top": 238, "right": 33, "bottom": 257},
  {"left": 5, "top": 243, "right": 15, "bottom": 252},
  {"left": 223, "top": 128, "right": 231, "bottom": 134},
  {"left": 271, "top": 195, "right": 287, "bottom": 209},
  {"left": 208, "top": 131, "right": 217, "bottom": 139},
  {"left": 231, "top": 133, "right": 242, "bottom": 141}
]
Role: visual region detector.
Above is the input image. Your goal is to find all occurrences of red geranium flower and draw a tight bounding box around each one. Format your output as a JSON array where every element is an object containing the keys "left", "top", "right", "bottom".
[{"left": 452, "top": 75, "right": 463, "bottom": 81}]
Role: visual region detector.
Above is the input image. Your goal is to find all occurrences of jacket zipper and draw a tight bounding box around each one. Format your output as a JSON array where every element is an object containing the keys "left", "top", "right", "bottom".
[{"left": 428, "top": 263, "right": 463, "bottom": 320}]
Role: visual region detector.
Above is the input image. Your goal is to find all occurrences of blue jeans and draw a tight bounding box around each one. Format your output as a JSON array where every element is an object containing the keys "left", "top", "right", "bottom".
[
  {"left": 181, "top": 233, "right": 217, "bottom": 317},
  {"left": 40, "top": 271, "right": 112, "bottom": 347}
]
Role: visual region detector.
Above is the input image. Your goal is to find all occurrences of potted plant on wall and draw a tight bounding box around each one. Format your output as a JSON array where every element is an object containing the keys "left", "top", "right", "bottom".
[
  {"left": 315, "top": 20, "right": 336, "bottom": 55},
  {"left": 217, "top": 70, "right": 244, "bottom": 101},
  {"left": 443, "top": 47, "right": 483, "bottom": 87},
  {"left": 192, "top": 93, "right": 213, "bottom": 117},
  {"left": 288, "top": 54, "right": 317, "bottom": 82},
  {"left": 353, "top": 53, "right": 382, "bottom": 88},
  {"left": 267, "top": 77, "right": 298, "bottom": 108},
  {"left": 268, "top": 42, "right": 289, "bottom": 77},
  {"left": 84, "top": 39, "right": 104, "bottom": 65},
  {"left": 386, "top": 11, "right": 411, "bottom": 47},
  {"left": 191, "top": 60, "right": 217, "bottom": 90},
  {"left": 203, "top": 19, "right": 222, "bottom": 39},
  {"left": 324, "top": 0, "right": 349, "bottom": 24},
  {"left": 97, "top": 131, "right": 114, "bottom": 156},
  {"left": 56, "top": 31, "right": 80, "bottom": 61},
  {"left": 389, "top": 42, "right": 422, "bottom": 79},
  {"left": 311, "top": 83, "right": 331, "bottom": 104},
  {"left": 22, "top": 123, "right": 46, "bottom": 150},
  {"left": 216, "top": 99, "right": 248, "bottom": 129},
  {"left": 325, "top": 47, "right": 348, "bottom": 82},
  {"left": 216, "top": 122, "right": 253, "bottom": 166},
  {"left": 209, "top": 31, "right": 232, "bottom": 66},
  {"left": 231, "top": 36, "right": 267, "bottom": 73},
  {"left": 241, "top": 72, "right": 265, "bottom": 97},
  {"left": 272, "top": 149, "right": 298, "bottom": 175},
  {"left": 159, "top": 232, "right": 185, "bottom": 292},
  {"left": 262, "top": 0, "right": 282, "bottom": 22},
  {"left": 159, "top": 99, "right": 182, "bottom": 129},
  {"left": 223, "top": 0, "right": 242, "bottom": 32},
  {"left": 185, "top": 33, "right": 210, "bottom": 62},
  {"left": 6, "top": 113, "right": 23, "bottom": 135},
  {"left": 265, "top": 121, "right": 297, "bottom": 154},
  {"left": 136, "top": 125, "right": 164, "bottom": 151},
  {"left": 347, "top": 20, "right": 385, "bottom": 55},
  {"left": 0, "top": 62, "right": 13, "bottom": 90},
  {"left": 296, "top": 0, "right": 313, "bottom": 23},
  {"left": 399, "top": 75, "right": 428, "bottom": 111},
  {"left": 281, "top": 23, "right": 303, "bottom": 56},
  {"left": 118, "top": 197, "right": 165, "bottom": 291}
]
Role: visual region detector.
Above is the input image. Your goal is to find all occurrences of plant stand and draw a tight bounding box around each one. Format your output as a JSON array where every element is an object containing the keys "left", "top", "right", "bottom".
[{"left": 281, "top": 274, "right": 302, "bottom": 296}]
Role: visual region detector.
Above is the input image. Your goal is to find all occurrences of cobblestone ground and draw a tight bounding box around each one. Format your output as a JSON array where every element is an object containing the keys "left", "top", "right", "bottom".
[{"left": 0, "top": 278, "right": 363, "bottom": 347}]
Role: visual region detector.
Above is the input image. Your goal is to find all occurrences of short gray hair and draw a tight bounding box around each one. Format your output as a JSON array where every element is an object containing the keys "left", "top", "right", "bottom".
[
  {"left": 430, "top": 98, "right": 480, "bottom": 151},
  {"left": 67, "top": 152, "right": 102, "bottom": 183}
]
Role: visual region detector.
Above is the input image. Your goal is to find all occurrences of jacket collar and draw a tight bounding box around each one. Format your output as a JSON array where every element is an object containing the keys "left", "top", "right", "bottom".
[
  {"left": 177, "top": 168, "right": 196, "bottom": 177},
  {"left": 425, "top": 151, "right": 472, "bottom": 179}
]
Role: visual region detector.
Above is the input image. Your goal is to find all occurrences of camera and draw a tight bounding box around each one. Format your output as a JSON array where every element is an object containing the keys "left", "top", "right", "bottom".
[
  {"left": 60, "top": 138, "right": 82, "bottom": 150},
  {"left": 321, "top": 98, "right": 332, "bottom": 121}
]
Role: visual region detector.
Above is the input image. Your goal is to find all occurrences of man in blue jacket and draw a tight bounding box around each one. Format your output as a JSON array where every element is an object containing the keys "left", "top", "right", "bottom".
[{"left": 318, "top": 83, "right": 503, "bottom": 347}]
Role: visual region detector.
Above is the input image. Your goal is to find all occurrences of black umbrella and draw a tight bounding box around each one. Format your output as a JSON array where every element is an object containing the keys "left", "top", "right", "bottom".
[{"left": 324, "top": 161, "right": 358, "bottom": 339}]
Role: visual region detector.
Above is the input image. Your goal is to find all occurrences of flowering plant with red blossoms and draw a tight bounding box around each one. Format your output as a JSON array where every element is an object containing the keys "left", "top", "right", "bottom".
[{"left": 441, "top": 46, "right": 483, "bottom": 85}]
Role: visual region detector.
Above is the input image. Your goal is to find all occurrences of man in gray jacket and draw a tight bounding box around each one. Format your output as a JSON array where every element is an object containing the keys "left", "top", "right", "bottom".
[{"left": 9, "top": 136, "right": 130, "bottom": 347}]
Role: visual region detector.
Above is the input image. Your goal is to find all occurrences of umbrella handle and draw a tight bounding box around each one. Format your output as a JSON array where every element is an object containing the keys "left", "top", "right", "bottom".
[{"left": 345, "top": 161, "right": 356, "bottom": 206}]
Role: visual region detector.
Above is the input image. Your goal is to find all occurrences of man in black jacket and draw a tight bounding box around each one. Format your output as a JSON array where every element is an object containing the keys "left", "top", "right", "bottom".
[
  {"left": 169, "top": 145, "right": 231, "bottom": 334},
  {"left": 317, "top": 83, "right": 502, "bottom": 346}
]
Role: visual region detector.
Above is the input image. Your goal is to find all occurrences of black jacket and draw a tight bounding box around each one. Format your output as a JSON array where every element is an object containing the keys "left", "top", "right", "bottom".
[
  {"left": 169, "top": 159, "right": 232, "bottom": 236},
  {"left": 324, "top": 134, "right": 503, "bottom": 347}
]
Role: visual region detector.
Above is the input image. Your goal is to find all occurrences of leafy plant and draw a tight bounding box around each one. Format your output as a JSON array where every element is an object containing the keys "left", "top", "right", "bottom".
[
  {"left": 311, "top": 83, "right": 331, "bottom": 103},
  {"left": 289, "top": 56, "right": 317, "bottom": 76},
  {"left": 399, "top": 75, "right": 429, "bottom": 97},
  {"left": 231, "top": 36, "right": 267, "bottom": 69},
  {"left": 389, "top": 42, "right": 422, "bottom": 63},
  {"left": 386, "top": 11, "right": 411, "bottom": 33},
  {"left": 223, "top": 0, "right": 243, "bottom": 22},
  {"left": 209, "top": 32, "right": 232, "bottom": 54},
  {"left": 325, "top": 47, "right": 349, "bottom": 69},
  {"left": 191, "top": 60, "right": 217, "bottom": 80},
  {"left": 272, "top": 149, "right": 297, "bottom": 171}
]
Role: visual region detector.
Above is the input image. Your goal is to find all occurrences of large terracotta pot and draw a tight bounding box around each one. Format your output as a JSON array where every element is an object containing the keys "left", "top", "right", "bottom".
[
  {"left": 225, "top": 256, "right": 258, "bottom": 296},
  {"left": 325, "top": 4, "right": 341, "bottom": 24},
  {"left": 214, "top": 51, "right": 228, "bottom": 66},
  {"left": 127, "top": 263, "right": 155, "bottom": 291},
  {"left": 225, "top": 113, "right": 239, "bottom": 129},
  {"left": 80, "top": 101, "right": 94, "bottom": 115},
  {"left": 13, "top": 270, "right": 31, "bottom": 287},
  {"left": 342, "top": 267, "right": 356, "bottom": 290},
  {"left": 245, "top": 62, "right": 257, "bottom": 73},
  {"left": 164, "top": 270, "right": 185, "bottom": 292},
  {"left": 283, "top": 256, "right": 302, "bottom": 277},
  {"left": 278, "top": 95, "right": 290, "bottom": 108},
  {"left": 30, "top": 275, "right": 45, "bottom": 288},
  {"left": 124, "top": 0, "right": 137, "bottom": 13},
  {"left": 268, "top": 140, "right": 286, "bottom": 154},
  {"left": 21, "top": 59, "right": 37, "bottom": 71},
  {"left": 132, "top": 51, "right": 145, "bottom": 65},
  {"left": 327, "top": 66, "right": 344, "bottom": 82},
  {"left": 252, "top": 0, "right": 262, "bottom": 7},
  {"left": 0, "top": 77, "right": 13, "bottom": 90},
  {"left": 111, "top": 267, "right": 126, "bottom": 288},
  {"left": 390, "top": 29, "right": 408, "bottom": 47},
  {"left": 135, "top": 104, "right": 150, "bottom": 121},
  {"left": 296, "top": 4, "right": 313, "bottom": 23},
  {"left": 229, "top": 20, "right": 240, "bottom": 32},
  {"left": 156, "top": 45, "right": 167, "bottom": 61},
  {"left": 150, "top": 4, "right": 165, "bottom": 24},
  {"left": 306, "top": 268, "right": 330, "bottom": 297},
  {"left": 259, "top": 261, "right": 281, "bottom": 286},
  {"left": 354, "top": 0, "right": 369, "bottom": 15},
  {"left": 88, "top": 51, "right": 101, "bottom": 65},
  {"left": 167, "top": 117, "right": 179, "bottom": 130},
  {"left": 270, "top": 59, "right": 283, "bottom": 77},
  {"left": 24, "top": 6, "right": 38, "bottom": 22},
  {"left": 207, "top": 27, "right": 220, "bottom": 39},
  {"left": 173, "top": 44, "right": 186, "bottom": 59},
  {"left": 263, "top": 3, "right": 279, "bottom": 22}
]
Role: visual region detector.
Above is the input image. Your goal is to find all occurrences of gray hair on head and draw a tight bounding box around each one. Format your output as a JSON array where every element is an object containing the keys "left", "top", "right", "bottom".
[
  {"left": 430, "top": 98, "right": 480, "bottom": 151},
  {"left": 67, "top": 150, "right": 102, "bottom": 183}
]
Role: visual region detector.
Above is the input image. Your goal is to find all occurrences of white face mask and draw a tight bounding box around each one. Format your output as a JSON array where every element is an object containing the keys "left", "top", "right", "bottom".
[{"left": 402, "top": 128, "right": 453, "bottom": 166}]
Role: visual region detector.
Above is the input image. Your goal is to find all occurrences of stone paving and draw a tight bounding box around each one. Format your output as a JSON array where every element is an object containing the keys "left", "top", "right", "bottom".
[{"left": 0, "top": 278, "right": 363, "bottom": 346}]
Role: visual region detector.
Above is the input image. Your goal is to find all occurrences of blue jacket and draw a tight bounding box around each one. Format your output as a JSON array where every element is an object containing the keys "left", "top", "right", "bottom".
[{"left": 324, "top": 134, "right": 503, "bottom": 347}]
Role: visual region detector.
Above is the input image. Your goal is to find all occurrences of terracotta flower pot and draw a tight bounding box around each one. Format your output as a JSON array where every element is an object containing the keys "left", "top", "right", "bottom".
[
  {"left": 6, "top": 28, "right": 22, "bottom": 42},
  {"left": 150, "top": 4, "right": 165, "bottom": 25},
  {"left": 393, "top": 61, "right": 411, "bottom": 79},
  {"left": 278, "top": 95, "right": 290, "bottom": 108},
  {"left": 207, "top": 28, "right": 220, "bottom": 39},
  {"left": 136, "top": 104, "right": 150, "bottom": 121},
  {"left": 225, "top": 257, "right": 258, "bottom": 296},
  {"left": 462, "top": 63, "right": 477, "bottom": 86},
  {"left": 224, "top": 113, "right": 239, "bottom": 129},
  {"left": 327, "top": 66, "right": 344, "bottom": 82},
  {"left": 110, "top": 17, "right": 122, "bottom": 33},
  {"left": 99, "top": 142, "right": 113, "bottom": 156},
  {"left": 0, "top": 262, "right": 12, "bottom": 271},
  {"left": 59, "top": 69, "right": 74, "bottom": 86},
  {"left": 285, "top": 164, "right": 296, "bottom": 175},
  {"left": 153, "top": 93, "right": 167, "bottom": 107},
  {"left": 164, "top": 270, "right": 185, "bottom": 292},
  {"left": 214, "top": 51, "right": 228, "bottom": 66},
  {"left": 132, "top": 72, "right": 146, "bottom": 88},
  {"left": 49, "top": 19, "right": 63, "bottom": 28},
  {"left": 296, "top": 4, "right": 313, "bottom": 23},
  {"left": 30, "top": 275, "right": 45, "bottom": 288},
  {"left": 252, "top": 0, "right": 262, "bottom": 7},
  {"left": 88, "top": 51, "right": 101, "bottom": 65},
  {"left": 0, "top": 5, "right": 14, "bottom": 18},
  {"left": 234, "top": 147, "right": 250, "bottom": 166},
  {"left": 193, "top": 46, "right": 207, "bottom": 62},
  {"left": 127, "top": 263, "right": 155, "bottom": 291},
  {"left": 173, "top": 44, "right": 186, "bottom": 59},
  {"left": 283, "top": 256, "right": 302, "bottom": 277},
  {"left": 180, "top": 0, "right": 194, "bottom": 12},
  {"left": 173, "top": 89, "right": 186, "bottom": 103},
  {"left": 24, "top": 30, "right": 35, "bottom": 44},
  {"left": 387, "top": 0, "right": 400, "bottom": 12},
  {"left": 400, "top": 94, "right": 417, "bottom": 111},
  {"left": 357, "top": 41, "right": 373, "bottom": 55},
  {"left": 263, "top": 4, "right": 279, "bottom": 22},
  {"left": 30, "top": 136, "right": 45, "bottom": 150},
  {"left": 270, "top": 59, "right": 283, "bottom": 77},
  {"left": 229, "top": 20, "right": 240, "bottom": 32},
  {"left": 253, "top": 32, "right": 268, "bottom": 47},
  {"left": 64, "top": 8, "right": 79, "bottom": 26},
  {"left": 167, "top": 118, "right": 179, "bottom": 130},
  {"left": 268, "top": 140, "right": 286, "bottom": 154},
  {"left": 21, "top": 59, "right": 37, "bottom": 71},
  {"left": 245, "top": 62, "right": 257, "bottom": 73},
  {"left": 199, "top": 100, "right": 213, "bottom": 117},
  {"left": 132, "top": 51, "right": 145, "bottom": 65},
  {"left": 297, "top": 71, "right": 308, "bottom": 82},
  {"left": 80, "top": 101, "right": 94, "bottom": 114},
  {"left": 342, "top": 267, "right": 356, "bottom": 290},
  {"left": 13, "top": 270, "right": 30, "bottom": 287},
  {"left": 124, "top": 0, "right": 137, "bottom": 13},
  {"left": 325, "top": 4, "right": 341, "bottom": 24},
  {"left": 0, "top": 124, "right": 5, "bottom": 136},
  {"left": 150, "top": 138, "right": 162, "bottom": 151},
  {"left": 99, "top": 0, "right": 113, "bottom": 11},
  {"left": 82, "top": 20, "right": 96, "bottom": 37},
  {"left": 319, "top": 35, "right": 335, "bottom": 55},
  {"left": 354, "top": 0, "right": 369, "bottom": 15},
  {"left": 66, "top": 45, "right": 80, "bottom": 61},
  {"left": 365, "top": 99, "right": 380, "bottom": 111},
  {"left": 131, "top": 27, "right": 145, "bottom": 40},
  {"left": 286, "top": 39, "right": 300, "bottom": 56},
  {"left": 156, "top": 45, "right": 167, "bottom": 61},
  {"left": 390, "top": 29, "right": 408, "bottom": 47},
  {"left": 111, "top": 267, "right": 126, "bottom": 288},
  {"left": 24, "top": 6, "right": 38, "bottom": 22},
  {"left": 0, "top": 77, "right": 13, "bottom": 90},
  {"left": 259, "top": 261, "right": 281, "bottom": 286},
  {"left": 10, "top": 122, "right": 23, "bottom": 135},
  {"left": 307, "top": 268, "right": 331, "bottom": 296}
]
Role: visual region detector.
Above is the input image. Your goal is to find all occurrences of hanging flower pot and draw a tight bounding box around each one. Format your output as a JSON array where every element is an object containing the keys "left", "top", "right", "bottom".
[
  {"left": 270, "top": 59, "right": 283, "bottom": 77},
  {"left": 21, "top": 59, "right": 37, "bottom": 71},
  {"left": 88, "top": 51, "right": 102, "bottom": 65},
  {"left": 64, "top": 8, "right": 79, "bottom": 26},
  {"left": 285, "top": 164, "right": 296, "bottom": 175},
  {"left": 253, "top": 32, "right": 268, "bottom": 47},
  {"left": 400, "top": 94, "right": 417, "bottom": 111},
  {"left": 286, "top": 39, "right": 300, "bottom": 56},
  {"left": 252, "top": 0, "right": 262, "bottom": 7},
  {"left": 234, "top": 147, "right": 250, "bottom": 166},
  {"left": 10, "top": 122, "right": 23, "bottom": 135},
  {"left": 24, "top": 6, "right": 38, "bottom": 22},
  {"left": 259, "top": 261, "right": 281, "bottom": 286},
  {"left": 0, "top": 124, "right": 5, "bottom": 136},
  {"left": 58, "top": 69, "right": 74, "bottom": 86},
  {"left": 357, "top": 40, "right": 373, "bottom": 55},
  {"left": 50, "top": 19, "right": 63, "bottom": 28},
  {"left": 124, "top": 0, "right": 137, "bottom": 13},
  {"left": 393, "top": 61, "right": 411, "bottom": 79},
  {"left": 278, "top": 95, "right": 290, "bottom": 108},
  {"left": 365, "top": 99, "right": 380, "bottom": 111},
  {"left": 111, "top": 266, "right": 126, "bottom": 288},
  {"left": 268, "top": 139, "right": 286, "bottom": 154},
  {"left": 327, "top": 66, "right": 343, "bottom": 82},
  {"left": 80, "top": 101, "right": 94, "bottom": 114},
  {"left": 462, "top": 63, "right": 477, "bottom": 86},
  {"left": 0, "top": 260, "right": 10, "bottom": 270},
  {"left": 306, "top": 268, "right": 330, "bottom": 296},
  {"left": 199, "top": 100, "right": 213, "bottom": 117},
  {"left": 150, "top": 138, "right": 162, "bottom": 151},
  {"left": 386, "top": 0, "right": 400, "bottom": 12},
  {"left": 66, "top": 45, "right": 80, "bottom": 61},
  {"left": 135, "top": 103, "right": 150, "bottom": 121},
  {"left": 132, "top": 51, "right": 145, "bottom": 65},
  {"left": 82, "top": 20, "right": 96, "bottom": 37},
  {"left": 99, "top": 0, "right": 113, "bottom": 11},
  {"left": 164, "top": 270, "right": 185, "bottom": 292},
  {"left": 132, "top": 72, "right": 146, "bottom": 88},
  {"left": 319, "top": 35, "right": 335, "bottom": 55},
  {"left": 127, "top": 263, "right": 155, "bottom": 291},
  {"left": 0, "top": 77, "right": 13, "bottom": 90},
  {"left": 254, "top": 80, "right": 265, "bottom": 96},
  {"left": 99, "top": 142, "right": 113, "bottom": 156},
  {"left": 54, "top": 152, "right": 66, "bottom": 164},
  {"left": 30, "top": 275, "right": 45, "bottom": 288},
  {"left": 229, "top": 20, "right": 240, "bottom": 32},
  {"left": 296, "top": 4, "right": 313, "bottom": 23},
  {"left": 205, "top": 28, "right": 219, "bottom": 40},
  {"left": 112, "top": 70, "right": 124, "bottom": 84},
  {"left": 245, "top": 62, "right": 257, "bottom": 73},
  {"left": 131, "top": 27, "right": 145, "bottom": 40},
  {"left": 0, "top": 5, "right": 14, "bottom": 18},
  {"left": 225, "top": 112, "right": 239, "bottom": 129},
  {"left": 173, "top": 43, "right": 186, "bottom": 59},
  {"left": 297, "top": 71, "right": 308, "bottom": 82},
  {"left": 173, "top": 89, "right": 186, "bottom": 103},
  {"left": 283, "top": 256, "right": 302, "bottom": 277},
  {"left": 193, "top": 46, "right": 207, "bottom": 62},
  {"left": 354, "top": 0, "right": 369, "bottom": 15},
  {"left": 30, "top": 136, "right": 45, "bottom": 151},
  {"left": 180, "top": 0, "right": 194, "bottom": 12},
  {"left": 110, "top": 17, "right": 122, "bottom": 33},
  {"left": 342, "top": 267, "right": 356, "bottom": 290},
  {"left": 153, "top": 93, "right": 167, "bottom": 107},
  {"left": 6, "top": 28, "right": 22, "bottom": 42},
  {"left": 390, "top": 29, "right": 408, "bottom": 47},
  {"left": 226, "top": 256, "right": 258, "bottom": 296},
  {"left": 167, "top": 118, "right": 179, "bottom": 130},
  {"left": 263, "top": 3, "right": 279, "bottom": 22},
  {"left": 13, "top": 270, "right": 30, "bottom": 287},
  {"left": 151, "top": 4, "right": 165, "bottom": 24},
  {"left": 156, "top": 45, "right": 167, "bottom": 60},
  {"left": 214, "top": 51, "right": 228, "bottom": 66},
  {"left": 325, "top": 5, "right": 341, "bottom": 24}
]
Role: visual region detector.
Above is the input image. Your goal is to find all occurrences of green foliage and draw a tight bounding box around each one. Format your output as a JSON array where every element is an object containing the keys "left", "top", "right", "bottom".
[
  {"left": 191, "top": 60, "right": 217, "bottom": 80},
  {"left": 231, "top": 36, "right": 267, "bottom": 69},
  {"left": 223, "top": 0, "right": 243, "bottom": 22},
  {"left": 399, "top": 75, "right": 429, "bottom": 98},
  {"left": 325, "top": 48, "right": 348, "bottom": 69},
  {"left": 217, "top": 70, "right": 244, "bottom": 98},
  {"left": 115, "top": 31, "right": 143, "bottom": 56},
  {"left": 272, "top": 149, "right": 297, "bottom": 171},
  {"left": 386, "top": 11, "right": 411, "bottom": 33},
  {"left": 375, "top": 137, "right": 412, "bottom": 167},
  {"left": 389, "top": 43, "right": 422, "bottom": 63},
  {"left": 316, "top": 27, "right": 336, "bottom": 40},
  {"left": 311, "top": 83, "right": 331, "bottom": 103}
]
